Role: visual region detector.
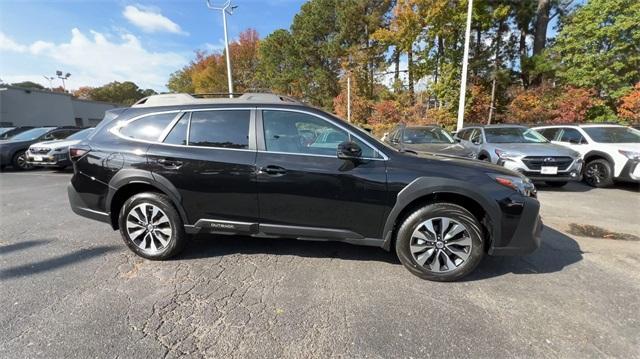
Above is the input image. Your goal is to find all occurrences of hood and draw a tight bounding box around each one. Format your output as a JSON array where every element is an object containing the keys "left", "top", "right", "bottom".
[
  {"left": 29, "top": 139, "right": 81, "bottom": 149},
  {"left": 405, "top": 143, "right": 473, "bottom": 157},
  {"left": 491, "top": 142, "right": 579, "bottom": 157},
  {"left": 398, "top": 150, "right": 521, "bottom": 178},
  {"left": 0, "top": 139, "right": 32, "bottom": 147}
]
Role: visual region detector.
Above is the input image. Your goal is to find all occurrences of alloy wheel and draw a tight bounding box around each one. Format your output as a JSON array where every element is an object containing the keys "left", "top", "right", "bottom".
[
  {"left": 126, "top": 203, "right": 173, "bottom": 254},
  {"left": 585, "top": 162, "right": 606, "bottom": 186},
  {"left": 409, "top": 217, "right": 472, "bottom": 273},
  {"left": 16, "top": 152, "right": 32, "bottom": 170}
]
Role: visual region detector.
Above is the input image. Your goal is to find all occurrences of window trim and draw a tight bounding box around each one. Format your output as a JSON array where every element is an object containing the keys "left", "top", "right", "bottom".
[
  {"left": 257, "top": 107, "right": 388, "bottom": 161},
  {"left": 110, "top": 108, "right": 257, "bottom": 152}
]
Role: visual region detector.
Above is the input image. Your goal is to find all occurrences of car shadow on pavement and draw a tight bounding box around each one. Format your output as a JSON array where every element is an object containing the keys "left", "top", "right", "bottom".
[
  {"left": 535, "top": 182, "right": 593, "bottom": 193},
  {"left": 182, "top": 225, "right": 582, "bottom": 281},
  {"left": 0, "top": 245, "right": 118, "bottom": 281},
  {"left": 0, "top": 239, "right": 51, "bottom": 255},
  {"left": 463, "top": 225, "right": 583, "bottom": 281},
  {"left": 182, "top": 234, "right": 400, "bottom": 264}
]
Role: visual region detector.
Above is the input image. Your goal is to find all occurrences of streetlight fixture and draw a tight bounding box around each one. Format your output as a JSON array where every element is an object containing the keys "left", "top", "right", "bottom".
[
  {"left": 205, "top": 0, "right": 237, "bottom": 98},
  {"left": 56, "top": 70, "right": 71, "bottom": 91},
  {"left": 456, "top": 0, "right": 473, "bottom": 131},
  {"left": 43, "top": 75, "right": 55, "bottom": 90}
]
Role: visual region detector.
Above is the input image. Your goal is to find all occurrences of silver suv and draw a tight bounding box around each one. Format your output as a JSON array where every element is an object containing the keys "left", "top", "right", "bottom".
[{"left": 455, "top": 125, "right": 583, "bottom": 187}]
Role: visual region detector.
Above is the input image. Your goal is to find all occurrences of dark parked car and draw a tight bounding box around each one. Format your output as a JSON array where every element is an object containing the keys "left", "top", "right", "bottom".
[
  {"left": 68, "top": 93, "right": 541, "bottom": 281},
  {"left": 384, "top": 124, "right": 476, "bottom": 159},
  {"left": 0, "top": 126, "right": 80, "bottom": 170},
  {"left": 0, "top": 126, "right": 34, "bottom": 140}
]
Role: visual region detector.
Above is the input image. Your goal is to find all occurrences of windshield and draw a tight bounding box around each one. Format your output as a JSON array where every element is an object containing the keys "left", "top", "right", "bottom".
[
  {"left": 403, "top": 127, "right": 454, "bottom": 144},
  {"left": 67, "top": 128, "right": 94, "bottom": 140},
  {"left": 583, "top": 126, "right": 640, "bottom": 143},
  {"left": 9, "top": 127, "right": 55, "bottom": 141},
  {"left": 484, "top": 127, "right": 548, "bottom": 143}
]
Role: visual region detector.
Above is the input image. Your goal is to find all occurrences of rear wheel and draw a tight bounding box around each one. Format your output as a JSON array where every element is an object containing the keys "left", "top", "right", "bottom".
[
  {"left": 584, "top": 159, "right": 613, "bottom": 188},
  {"left": 12, "top": 150, "right": 32, "bottom": 170},
  {"left": 545, "top": 181, "right": 567, "bottom": 187},
  {"left": 118, "top": 192, "right": 187, "bottom": 260},
  {"left": 396, "top": 203, "right": 484, "bottom": 282}
]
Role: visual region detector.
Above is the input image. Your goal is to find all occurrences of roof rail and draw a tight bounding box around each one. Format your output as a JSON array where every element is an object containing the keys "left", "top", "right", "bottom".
[{"left": 131, "top": 92, "right": 301, "bottom": 108}]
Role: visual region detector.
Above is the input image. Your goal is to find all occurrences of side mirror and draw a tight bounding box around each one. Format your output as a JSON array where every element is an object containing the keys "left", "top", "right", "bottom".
[
  {"left": 471, "top": 139, "right": 481, "bottom": 145},
  {"left": 337, "top": 141, "right": 362, "bottom": 160}
]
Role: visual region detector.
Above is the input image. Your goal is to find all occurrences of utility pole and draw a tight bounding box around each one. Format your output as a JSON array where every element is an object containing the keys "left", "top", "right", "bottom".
[
  {"left": 456, "top": 0, "right": 473, "bottom": 131},
  {"left": 347, "top": 75, "right": 351, "bottom": 123},
  {"left": 205, "top": 0, "right": 236, "bottom": 98}
]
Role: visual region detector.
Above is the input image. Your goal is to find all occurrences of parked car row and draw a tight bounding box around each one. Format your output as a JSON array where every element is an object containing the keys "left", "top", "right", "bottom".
[
  {"left": 0, "top": 126, "right": 94, "bottom": 170},
  {"left": 382, "top": 123, "right": 640, "bottom": 188}
]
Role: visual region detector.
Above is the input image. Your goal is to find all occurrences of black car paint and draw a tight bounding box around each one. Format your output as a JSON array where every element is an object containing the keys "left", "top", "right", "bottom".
[{"left": 68, "top": 103, "right": 541, "bottom": 256}]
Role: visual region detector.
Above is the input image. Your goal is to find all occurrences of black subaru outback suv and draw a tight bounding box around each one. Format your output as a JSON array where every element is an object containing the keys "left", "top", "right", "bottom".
[{"left": 68, "top": 93, "right": 541, "bottom": 281}]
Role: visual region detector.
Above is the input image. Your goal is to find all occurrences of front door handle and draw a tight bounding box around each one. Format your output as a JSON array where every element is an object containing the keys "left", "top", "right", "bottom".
[
  {"left": 157, "top": 158, "right": 183, "bottom": 169},
  {"left": 259, "top": 165, "right": 287, "bottom": 176}
]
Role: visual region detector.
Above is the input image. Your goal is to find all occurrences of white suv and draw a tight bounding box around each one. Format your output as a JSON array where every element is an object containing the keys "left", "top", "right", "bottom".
[{"left": 533, "top": 124, "right": 640, "bottom": 187}]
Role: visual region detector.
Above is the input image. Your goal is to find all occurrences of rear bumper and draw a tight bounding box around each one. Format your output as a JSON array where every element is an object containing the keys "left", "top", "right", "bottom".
[
  {"left": 68, "top": 183, "right": 111, "bottom": 224},
  {"left": 489, "top": 196, "right": 542, "bottom": 256}
]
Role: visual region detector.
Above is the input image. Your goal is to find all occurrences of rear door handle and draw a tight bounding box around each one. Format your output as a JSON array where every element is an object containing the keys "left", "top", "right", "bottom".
[
  {"left": 157, "top": 158, "right": 183, "bottom": 169},
  {"left": 259, "top": 165, "right": 287, "bottom": 176}
]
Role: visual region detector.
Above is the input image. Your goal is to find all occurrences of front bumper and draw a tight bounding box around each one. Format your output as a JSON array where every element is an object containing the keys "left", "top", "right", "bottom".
[
  {"left": 498, "top": 157, "right": 583, "bottom": 182},
  {"left": 616, "top": 159, "right": 640, "bottom": 183},
  {"left": 489, "top": 195, "right": 542, "bottom": 256},
  {"left": 26, "top": 152, "right": 71, "bottom": 167}
]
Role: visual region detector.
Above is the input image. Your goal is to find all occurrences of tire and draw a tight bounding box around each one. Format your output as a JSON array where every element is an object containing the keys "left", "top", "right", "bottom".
[
  {"left": 118, "top": 192, "right": 187, "bottom": 260},
  {"left": 395, "top": 203, "right": 484, "bottom": 282},
  {"left": 584, "top": 159, "right": 614, "bottom": 188},
  {"left": 545, "top": 181, "right": 567, "bottom": 187},
  {"left": 12, "top": 150, "right": 33, "bottom": 171}
]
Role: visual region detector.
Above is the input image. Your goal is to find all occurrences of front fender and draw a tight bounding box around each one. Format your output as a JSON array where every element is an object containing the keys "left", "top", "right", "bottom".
[{"left": 381, "top": 177, "right": 502, "bottom": 250}]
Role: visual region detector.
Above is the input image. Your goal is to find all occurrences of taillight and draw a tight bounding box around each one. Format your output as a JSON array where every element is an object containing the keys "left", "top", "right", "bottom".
[{"left": 69, "top": 145, "right": 91, "bottom": 162}]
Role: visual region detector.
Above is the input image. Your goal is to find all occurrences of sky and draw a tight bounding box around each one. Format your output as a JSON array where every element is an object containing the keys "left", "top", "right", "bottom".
[{"left": 0, "top": 0, "right": 307, "bottom": 91}]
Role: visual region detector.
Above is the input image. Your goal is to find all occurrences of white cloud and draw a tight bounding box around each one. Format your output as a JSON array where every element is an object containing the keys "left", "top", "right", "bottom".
[
  {"left": 123, "top": 5, "right": 187, "bottom": 34},
  {"left": 0, "top": 28, "right": 188, "bottom": 90},
  {"left": 0, "top": 32, "right": 27, "bottom": 52}
]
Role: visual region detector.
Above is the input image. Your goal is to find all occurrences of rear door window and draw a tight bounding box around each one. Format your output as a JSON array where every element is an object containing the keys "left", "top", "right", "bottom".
[
  {"left": 163, "top": 113, "right": 189, "bottom": 145},
  {"left": 188, "top": 110, "right": 250, "bottom": 149}
]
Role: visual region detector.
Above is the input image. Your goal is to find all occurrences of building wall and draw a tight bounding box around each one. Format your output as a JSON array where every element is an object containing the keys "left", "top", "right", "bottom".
[{"left": 0, "top": 86, "right": 118, "bottom": 127}]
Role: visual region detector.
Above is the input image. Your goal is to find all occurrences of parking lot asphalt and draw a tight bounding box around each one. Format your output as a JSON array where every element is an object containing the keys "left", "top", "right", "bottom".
[{"left": 1, "top": 170, "right": 639, "bottom": 358}]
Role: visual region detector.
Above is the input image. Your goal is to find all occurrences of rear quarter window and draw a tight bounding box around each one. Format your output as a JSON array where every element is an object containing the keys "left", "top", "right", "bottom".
[{"left": 119, "top": 113, "right": 178, "bottom": 141}]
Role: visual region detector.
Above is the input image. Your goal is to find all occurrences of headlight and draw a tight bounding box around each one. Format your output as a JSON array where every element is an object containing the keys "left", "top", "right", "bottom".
[
  {"left": 619, "top": 149, "right": 640, "bottom": 160},
  {"left": 494, "top": 149, "right": 521, "bottom": 160},
  {"left": 487, "top": 173, "right": 536, "bottom": 196}
]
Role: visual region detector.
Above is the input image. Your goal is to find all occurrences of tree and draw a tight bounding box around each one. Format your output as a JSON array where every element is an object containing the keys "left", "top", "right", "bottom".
[
  {"left": 11, "top": 81, "right": 45, "bottom": 90},
  {"left": 256, "top": 29, "right": 302, "bottom": 96},
  {"left": 73, "top": 86, "right": 94, "bottom": 100},
  {"left": 618, "top": 82, "right": 640, "bottom": 123},
  {"left": 550, "top": 0, "right": 640, "bottom": 101},
  {"left": 167, "top": 68, "right": 194, "bottom": 93},
  {"left": 90, "top": 81, "right": 157, "bottom": 106}
]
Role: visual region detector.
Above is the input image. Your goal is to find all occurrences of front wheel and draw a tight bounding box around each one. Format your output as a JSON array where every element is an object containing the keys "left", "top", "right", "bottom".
[
  {"left": 584, "top": 159, "right": 613, "bottom": 188},
  {"left": 118, "top": 192, "right": 187, "bottom": 260},
  {"left": 396, "top": 203, "right": 484, "bottom": 282},
  {"left": 12, "top": 151, "right": 33, "bottom": 171}
]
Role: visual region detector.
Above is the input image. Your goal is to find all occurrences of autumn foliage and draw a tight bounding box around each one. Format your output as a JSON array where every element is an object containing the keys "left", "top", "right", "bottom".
[{"left": 618, "top": 82, "right": 640, "bottom": 124}]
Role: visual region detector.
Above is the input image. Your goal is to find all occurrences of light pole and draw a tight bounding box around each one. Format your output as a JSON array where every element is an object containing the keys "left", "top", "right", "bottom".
[
  {"left": 43, "top": 75, "right": 55, "bottom": 90},
  {"left": 205, "top": 0, "right": 236, "bottom": 98},
  {"left": 56, "top": 70, "right": 71, "bottom": 91},
  {"left": 456, "top": 0, "right": 473, "bottom": 131}
]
